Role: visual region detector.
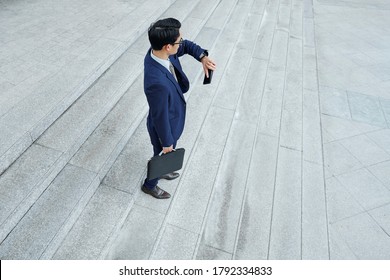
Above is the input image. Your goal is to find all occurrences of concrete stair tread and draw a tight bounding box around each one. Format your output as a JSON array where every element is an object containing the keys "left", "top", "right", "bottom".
[
  {"left": 52, "top": 185, "right": 133, "bottom": 260},
  {"left": 0, "top": 0, "right": 218, "bottom": 259},
  {"left": 157, "top": 0, "right": 265, "bottom": 260},
  {"left": 51, "top": 0, "right": 224, "bottom": 260},
  {"left": 0, "top": 164, "right": 98, "bottom": 259},
  {"left": 54, "top": 120, "right": 149, "bottom": 260},
  {"left": 0, "top": 0, "right": 192, "bottom": 244},
  {"left": 3, "top": 0, "right": 386, "bottom": 261},
  {"left": 0, "top": 0, "right": 176, "bottom": 175},
  {"left": 0, "top": 144, "right": 63, "bottom": 239},
  {"left": 105, "top": 0, "right": 239, "bottom": 260},
  {"left": 36, "top": 51, "right": 144, "bottom": 153},
  {"left": 0, "top": 0, "right": 177, "bottom": 247}
]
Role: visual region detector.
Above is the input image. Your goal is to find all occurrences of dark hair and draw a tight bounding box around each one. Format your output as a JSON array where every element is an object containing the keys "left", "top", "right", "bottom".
[{"left": 148, "top": 18, "right": 181, "bottom": 50}]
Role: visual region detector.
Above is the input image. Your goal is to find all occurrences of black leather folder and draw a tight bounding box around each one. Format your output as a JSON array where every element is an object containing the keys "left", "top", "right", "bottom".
[{"left": 147, "top": 148, "right": 185, "bottom": 180}]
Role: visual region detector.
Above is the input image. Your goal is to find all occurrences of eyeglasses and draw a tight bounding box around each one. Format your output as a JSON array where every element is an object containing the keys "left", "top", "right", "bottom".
[{"left": 172, "top": 37, "right": 184, "bottom": 45}]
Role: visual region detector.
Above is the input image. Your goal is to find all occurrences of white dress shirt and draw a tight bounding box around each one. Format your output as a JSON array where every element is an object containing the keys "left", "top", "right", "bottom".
[{"left": 150, "top": 50, "right": 171, "bottom": 72}]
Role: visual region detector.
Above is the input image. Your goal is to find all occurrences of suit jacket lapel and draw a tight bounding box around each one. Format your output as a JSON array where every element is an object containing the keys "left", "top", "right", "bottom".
[
  {"left": 170, "top": 55, "right": 190, "bottom": 93},
  {"left": 146, "top": 50, "right": 186, "bottom": 103}
]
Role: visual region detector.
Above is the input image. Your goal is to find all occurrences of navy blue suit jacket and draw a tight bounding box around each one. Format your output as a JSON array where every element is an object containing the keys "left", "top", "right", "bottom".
[{"left": 144, "top": 40, "right": 206, "bottom": 148}]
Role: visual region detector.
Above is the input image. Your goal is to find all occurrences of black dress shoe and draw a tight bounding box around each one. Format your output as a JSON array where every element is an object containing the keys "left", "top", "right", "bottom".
[
  {"left": 160, "top": 172, "right": 180, "bottom": 180},
  {"left": 141, "top": 185, "right": 171, "bottom": 199}
]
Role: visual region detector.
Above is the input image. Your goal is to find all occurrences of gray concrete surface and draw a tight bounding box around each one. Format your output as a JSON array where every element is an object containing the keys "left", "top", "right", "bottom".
[{"left": 0, "top": 0, "right": 390, "bottom": 260}]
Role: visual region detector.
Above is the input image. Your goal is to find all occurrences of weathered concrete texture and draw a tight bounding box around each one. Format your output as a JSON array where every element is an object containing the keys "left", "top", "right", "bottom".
[
  {"left": 196, "top": 245, "right": 232, "bottom": 260},
  {"left": 52, "top": 185, "right": 132, "bottom": 259},
  {"left": 0, "top": 164, "right": 96, "bottom": 259},
  {"left": 152, "top": 225, "right": 198, "bottom": 260},
  {"left": 0, "top": 144, "right": 61, "bottom": 227},
  {"left": 0, "top": 0, "right": 176, "bottom": 175},
  {"left": 199, "top": 121, "right": 256, "bottom": 254},
  {"left": 106, "top": 205, "right": 165, "bottom": 260},
  {"left": 1, "top": 0, "right": 390, "bottom": 260},
  {"left": 0, "top": 144, "right": 63, "bottom": 243},
  {"left": 234, "top": 133, "right": 278, "bottom": 260}
]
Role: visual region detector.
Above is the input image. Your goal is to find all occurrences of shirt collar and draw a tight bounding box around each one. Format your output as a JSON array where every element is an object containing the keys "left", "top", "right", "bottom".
[{"left": 151, "top": 50, "right": 171, "bottom": 72}]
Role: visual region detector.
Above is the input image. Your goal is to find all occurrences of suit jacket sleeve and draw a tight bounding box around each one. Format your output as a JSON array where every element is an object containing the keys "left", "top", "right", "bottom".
[
  {"left": 176, "top": 40, "right": 206, "bottom": 61},
  {"left": 145, "top": 82, "right": 174, "bottom": 147}
]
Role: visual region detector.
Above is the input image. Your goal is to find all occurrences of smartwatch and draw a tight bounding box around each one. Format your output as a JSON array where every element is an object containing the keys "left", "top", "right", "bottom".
[{"left": 199, "top": 50, "right": 209, "bottom": 60}]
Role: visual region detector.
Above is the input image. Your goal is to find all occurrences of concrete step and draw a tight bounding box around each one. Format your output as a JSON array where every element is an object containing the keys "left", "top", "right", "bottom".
[
  {"left": 192, "top": 0, "right": 327, "bottom": 260},
  {"left": 0, "top": 164, "right": 98, "bottom": 259},
  {"left": 104, "top": 0, "right": 254, "bottom": 260},
  {"left": 51, "top": 0, "right": 225, "bottom": 260},
  {"left": 0, "top": 0, "right": 178, "bottom": 245},
  {"left": 0, "top": 0, "right": 175, "bottom": 175},
  {"left": 159, "top": 0, "right": 268, "bottom": 260},
  {"left": 0, "top": 0, "right": 214, "bottom": 259}
]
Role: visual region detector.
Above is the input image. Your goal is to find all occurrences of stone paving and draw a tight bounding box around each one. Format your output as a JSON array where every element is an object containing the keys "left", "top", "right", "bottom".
[
  {"left": 0, "top": 0, "right": 390, "bottom": 260},
  {"left": 314, "top": 0, "right": 390, "bottom": 259}
]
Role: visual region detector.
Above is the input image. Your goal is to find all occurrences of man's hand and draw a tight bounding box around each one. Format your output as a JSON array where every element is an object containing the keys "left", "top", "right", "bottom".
[
  {"left": 162, "top": 145, "right": 174, "bottom": 154},
  {"left": 201, "top": 56, "right": 216, "bottom": 78}
]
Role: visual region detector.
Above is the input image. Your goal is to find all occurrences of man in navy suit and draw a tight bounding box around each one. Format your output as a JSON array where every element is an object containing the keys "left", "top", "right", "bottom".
[{"left": 142, "top": 18, "right": 216, "bottom": 199}]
